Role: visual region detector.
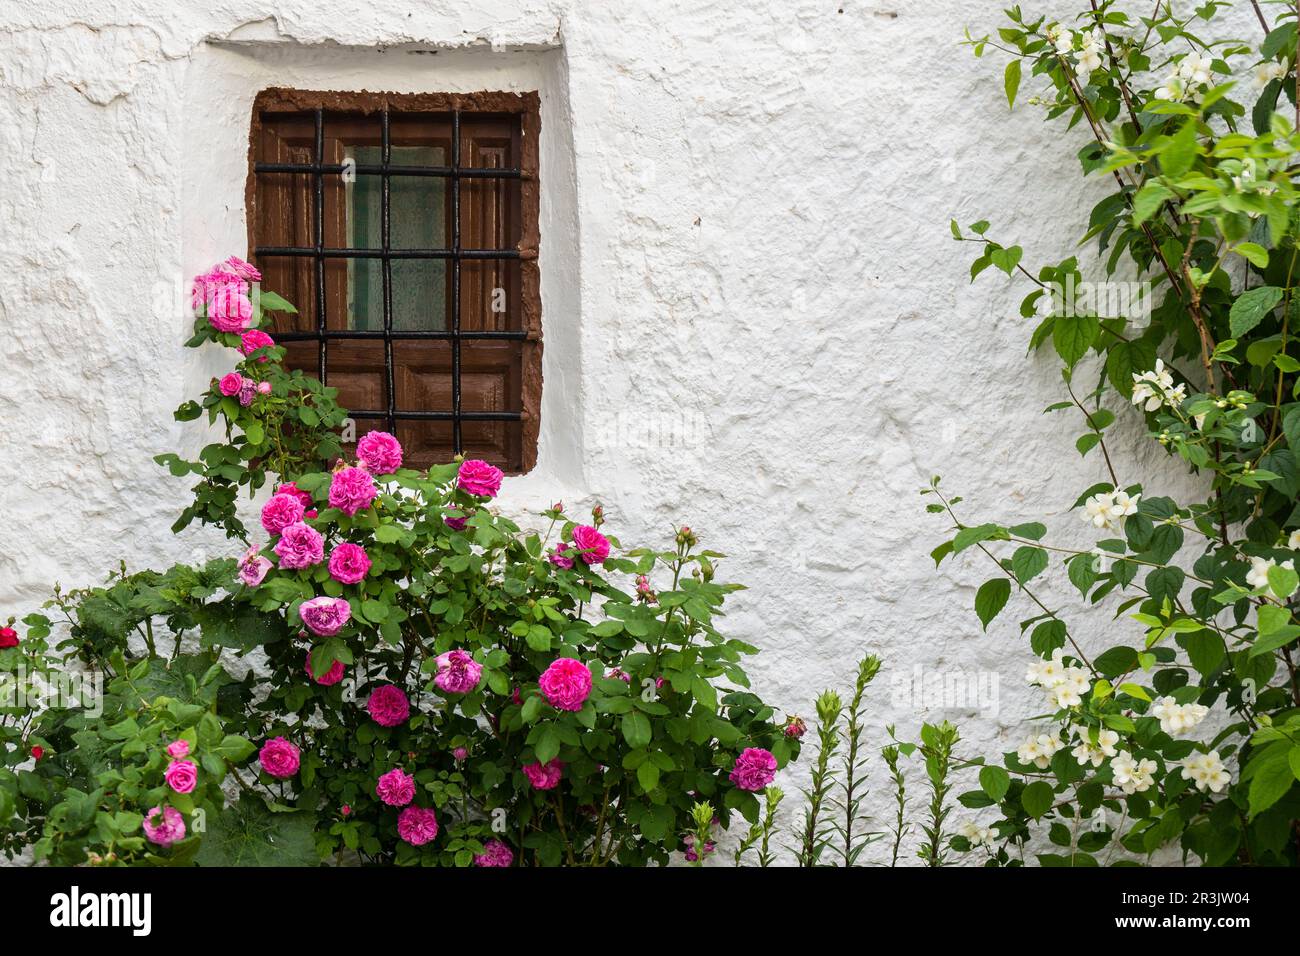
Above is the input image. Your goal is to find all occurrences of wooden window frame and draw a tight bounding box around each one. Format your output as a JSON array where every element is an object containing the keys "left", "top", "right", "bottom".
[{"left": 244, "top": 88, "right": 542, "bottom": 473}]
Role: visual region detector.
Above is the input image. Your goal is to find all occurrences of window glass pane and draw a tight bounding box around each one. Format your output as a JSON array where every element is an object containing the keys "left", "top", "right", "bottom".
[{"left": 344, "top": 146, "right": 447, "bottom": 331}]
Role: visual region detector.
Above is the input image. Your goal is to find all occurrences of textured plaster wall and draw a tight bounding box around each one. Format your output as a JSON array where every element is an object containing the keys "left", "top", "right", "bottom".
[{"left": 0, "top": 0, "right": 1209, "bottom": 863}]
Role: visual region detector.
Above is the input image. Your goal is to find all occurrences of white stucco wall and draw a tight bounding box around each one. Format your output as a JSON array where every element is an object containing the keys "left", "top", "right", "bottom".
[{"left": 0, "top": 0, "right": 1214, "bottom": 863}]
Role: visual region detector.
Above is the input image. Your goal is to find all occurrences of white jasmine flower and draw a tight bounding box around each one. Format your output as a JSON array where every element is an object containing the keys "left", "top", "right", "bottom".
[
  {"left": 1017, "top": 731, "right": 1065, "bottom": 769},
  {"left": 1084, "top": 492, "right": 1117, "bottom": 529},
  {"left": 1026, "top": 648, "right": 1068, "bottom": 687},
  {"left": 1153, "top": 72, "right": 1184, "bottom": 102},
  {"left": 1079, "top": 29, "right": 1103, "bottom": 53},
  {"left": 1252, "top": 61, "right": 1285, "bottom": 90},
  {"left": 1246, "top": 556, "right": 1294, "bottom": 591},
  {"left": 1178, "top": 51, "right": 1213, "bottom": 86},
  {"left": 1287, "top": 529, "right": 1300, "bottom": 550},
  {"left": 1111, "top": 750, "right": 1158, "bottom": 794},
  {"left": 1052, "top": 668, "right": 1092, "bottom": 709},
  {"left": 1109, "top": 490, "right": 1140, "bottom": 520},
  {"left": 1054, "top": 29, "right": 1075, "bottom": 55},
  {"left": 1149, "top": 696, "right": 1209, "bottom": 736},
  {"left": 958, "top": 820, "right": 996, "bottom": 848},
  {"left": 1071, "top": 727, "right": 1120, "bottom": 767},
  {"left": 1180, "top": 750, "right": 1230, "bottom": 793},
  {"left": 1131, "top": 359, "right": 1178, "bottom": 412},
  {"left": 1076, "top": 47, "right": 1103, "bottom": 83}
]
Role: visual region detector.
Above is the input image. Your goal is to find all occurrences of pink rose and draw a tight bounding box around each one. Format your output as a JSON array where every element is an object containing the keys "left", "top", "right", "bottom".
[
  {"left": 783, "top": 716, "right": 807, "bottom": 739},
  {"left": 165, "top": 740, "right": 190, "bottom": 758},
  {"left": 376, "top": 767, "right": 416, "bottom": 806},
  {"left": 356, "top": 430, "right": 404, "bottom": 474},
  {"left": 434, "top": 649, "right": 483, "bottom": 694},
  {"left": 224, "top": 256, "right": 261, "bottom": 282},
  {"left": 259, "top": 737, "right": 301, "bottom": 779},
  {"left": 729, "top": 747, "right": 777, "bottom": 792},
  {"left": 298, "top": 596, "right": 351, "bottom": 637},
  {"left": 257, "top": 380, "right": 272, "bottom": 395},
  {"left": 275, "top": 522, "right": 324, "bottom": 569},
  {"left": 453, "top": 747, "right": 469, "bottom": 762},
  {"left": 548, "top": 545, "right": 574, "bottom": 570},
  {"left": 474, "top": 839, "right": 514, "bottom": 867},
  {"left": 207, "top": 283, "right": 253, "bottom": 333},
  {"left": 397, "top": 806, "right": 439, "bottom": 846},
  {"left": 238, "top": 545, "right": 272, "bottom": 587},
  {"left": 367, "top": 684, "right": 410, "bottom": 727},
  {"left": 457, "top": 459, "right": 504, "bottom": 497},
  {"left": 538, "top": 657, "right": 592, "bottom": 712},
  {"left": 164, "top": 759, "right": 198, "bottom": 794},
  {"left": 142, "top": 806, "right": 186, "bottom": 847},
  {"left": 328, "top": 543, "right": 371, "bottom": 585},
  {"left": 218, "top": 372, "right": 243, "bottom": 397},
  {"left": 569, "top": 525, "right": 610, "bottom": 565},
  {"left": 305, "top": 650, "right": 345, "bottom": 686},
  {"left": 276, "top": 482, "right": 314, "bottom": 509},
  {"left": 239, "top": 329, "right": 276, "bottom": 362},
  {"left": 260, "top": 492, "right": 306, "bottom": 535},
  {"left": 329, "top": 466, "right": 378, "bottom": 516},
  {"left": 522, "top": 759, "right": 564, "bottom": 790}
]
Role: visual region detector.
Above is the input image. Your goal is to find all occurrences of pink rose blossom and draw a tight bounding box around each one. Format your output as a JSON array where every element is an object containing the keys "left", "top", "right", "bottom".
[
  {"left": 729, "top": 747, "right": 777, "bottom": 792},
  {"left": 548, "top": 545, "right": 574, "bottom": 570},
  {"left": 207, "top": 282, "right": 254, "bottom": 333},
  {"left": 453, "top": 747, "right": 469, "bottom": 762},
  {"left": 367, "top": 684, "right": 410, "bottom": 727},
  {"left": 259, "top": 737, "right": 301, "bottom": 779},
  {"left": 165, "top": 740, "right": 190, "bottom": 758},
  {"left": 237, "top": 377, "right": 256, "bottom": 406},
  {"left": 274, "top": 522, "right": 324, "bottom": 569},
  {"left": 434, "top": 650, "right": 484, "bottom": 694},
  {"left": 260, "top": 492, "right": 306, "bottom": 535},
  {"left": 329, "top": 466, "right": 378, "bottom": 516},
  {"left": 376, "top": 767, "right": 416, "bottom": 806},
  {"left": 522, "top": 759, "right": 564, "bottom": 790},
  {"left": 356, "top": 430, "right": 403, "bottom": 474},
  {"left": 784, "top": 716, "right": 807, "bottom": 739},
  {"left": 257, "top": 380, "right": 272, "bottom": 394},
  {"left": 305, "top": 650, "right": 345, "bottom": 686},
  {"left": 239, "top": 329, "right": 276, "bottom": 361},
  {"left": 457, "top": 458, "right": 504, "bottom": 498},
  {"left": 569, "top": 525, "right": 610, "bottom": 565},
  {"left": 328, "top": 542, "right": 371, "bottom": 585},
  {"left": 276, "top": 482, "right": 313, "bottom": 509},
  {"left": 397, "top": 805, "right": 439, "bottom": 846},
  {"left": 606, "top": 668, "right": 632, "bottom": 683},
  {"left": 474, "top": 839, "right": 514, "bottom": 867},
  {"left": 142, "top": 806, "right": 186, "bottom": 847},
  {"left": 237, "top": 545, "right": 272, "bottom": 587},
  {"left": 538, "top": 658, "right": 592, "bottom": 712},
  {"left": 298, "top": 596, "right": 351, "bottom": 637},
  {"left": 218, "top": 372, "right": 243, "bottom": 397},
  {"left": 224, "top": 256, "right": 261, "bottom": 282},
  {"left": 164, "top": 759, "right": 198, "bottom": 794}
]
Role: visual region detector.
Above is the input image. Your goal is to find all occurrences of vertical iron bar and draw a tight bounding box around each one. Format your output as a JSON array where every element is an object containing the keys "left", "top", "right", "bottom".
[
  {"left": 381, "top": 107, "right": 396, "bottom": 436},
  {"left": 314, "top": 109, "right": 327, "bottom": 385},
  {"left": 451, "top": 108, "right": 463, "bottom": 456}
]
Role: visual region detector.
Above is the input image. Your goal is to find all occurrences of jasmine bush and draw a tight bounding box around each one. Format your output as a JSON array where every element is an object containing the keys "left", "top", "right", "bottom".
[{"left": 934, "top": 1, "right": 1300, "bottom": 866}]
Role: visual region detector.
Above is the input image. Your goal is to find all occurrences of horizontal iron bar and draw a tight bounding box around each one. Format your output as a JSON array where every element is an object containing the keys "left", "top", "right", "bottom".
[
  {"left": 274, "top": 329, "right": 527, "bottom": 341},
  {"left": 347, "top": 410, "right": 522, "bottom": 422},
  {"left": 255, "top": 247, "right": 520, "bottom": 260},
  {"left": 255, "top": 162, "right": 521, "bottom": 179}
]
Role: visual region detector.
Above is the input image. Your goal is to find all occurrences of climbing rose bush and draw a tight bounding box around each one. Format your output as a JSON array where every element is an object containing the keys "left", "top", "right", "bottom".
[{"left": 0, "top": 260, "right": 797, "bottom": 867}]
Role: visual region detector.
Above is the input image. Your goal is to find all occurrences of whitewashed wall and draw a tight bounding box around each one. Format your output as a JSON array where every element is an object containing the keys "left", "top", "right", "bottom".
[{"left": 0, "top": 0, "right": 1216, "bottom": 863}]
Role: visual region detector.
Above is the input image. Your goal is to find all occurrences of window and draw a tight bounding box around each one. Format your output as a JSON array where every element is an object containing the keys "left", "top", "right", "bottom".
[{"left": 246, "top": 89, "right": 542, "bottom": 472}]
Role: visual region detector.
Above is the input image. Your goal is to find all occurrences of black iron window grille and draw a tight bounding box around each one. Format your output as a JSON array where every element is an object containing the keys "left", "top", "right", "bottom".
[{"left": 248, "top": 91, "right": 542, "bottom": 471}]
